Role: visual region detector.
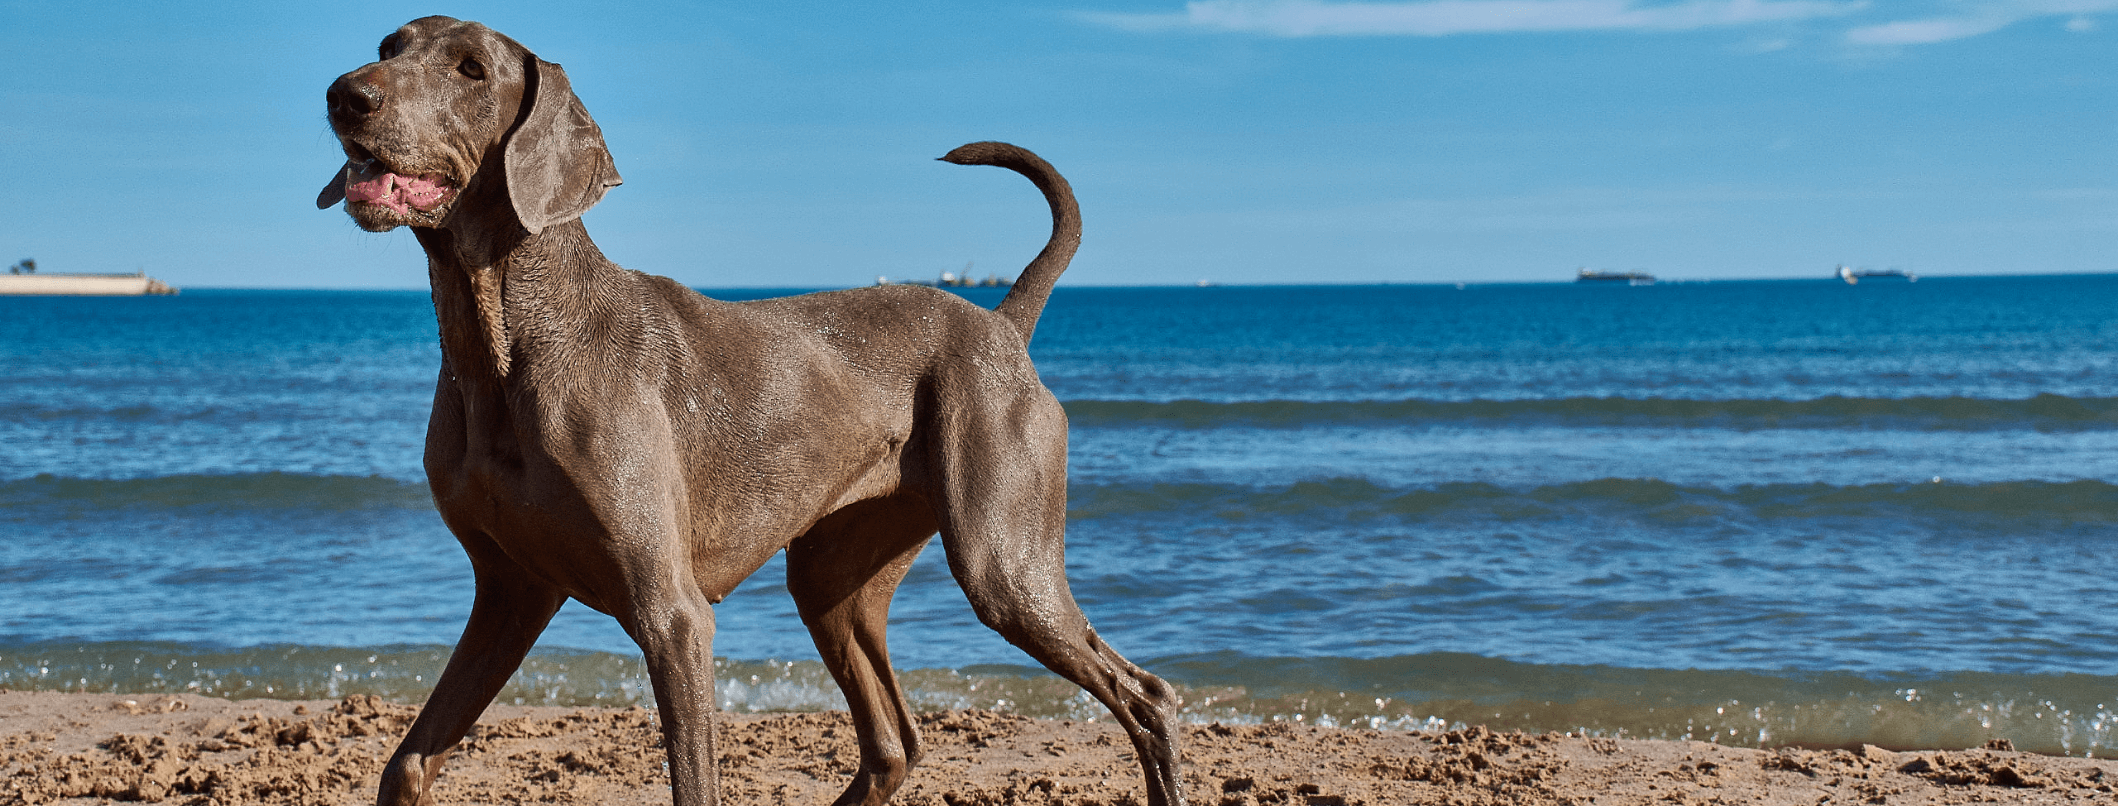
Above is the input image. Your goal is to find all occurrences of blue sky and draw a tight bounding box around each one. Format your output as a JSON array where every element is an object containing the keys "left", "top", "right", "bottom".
[{"left": 3, "top": 0, "right": 2113, "bottom": 288}]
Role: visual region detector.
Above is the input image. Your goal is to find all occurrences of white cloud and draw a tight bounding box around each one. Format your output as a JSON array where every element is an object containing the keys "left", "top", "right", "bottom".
[
  {"left": 1843, "top": 1, "right": 2118, "bottom": 44},
  {"left": 1082, "top": 0, "right": 2118, "bottom": 45},
  {"left": 1844, "top": 15, "right": 2012, "bottom": 44},
  {"left": 1082, "top": 0, "right": 1866, "bottom": 37}
]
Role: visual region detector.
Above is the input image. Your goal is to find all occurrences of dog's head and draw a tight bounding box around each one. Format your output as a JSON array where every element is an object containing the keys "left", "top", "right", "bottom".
[{"left": 317, "top": 16, "right": 621, "bottom": 235}]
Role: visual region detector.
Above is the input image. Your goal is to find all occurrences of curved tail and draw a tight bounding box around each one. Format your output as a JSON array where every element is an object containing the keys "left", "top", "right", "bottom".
[{"left": 938, "top": 141, "right": 1080, "bottom": 342}]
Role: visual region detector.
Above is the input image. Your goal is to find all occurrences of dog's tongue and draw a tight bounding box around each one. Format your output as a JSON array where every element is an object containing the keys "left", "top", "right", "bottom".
[{"left": 343, "top": 163, "right": 452, "bottom": 214}]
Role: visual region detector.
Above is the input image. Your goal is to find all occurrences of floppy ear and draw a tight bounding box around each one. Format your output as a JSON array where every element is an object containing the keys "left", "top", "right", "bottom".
[
  {"left": 505, "top": 57, "right": 622, "bottom": 234},
  {"left": 317, "top": 165, "right": 347, "bottom": 209}
]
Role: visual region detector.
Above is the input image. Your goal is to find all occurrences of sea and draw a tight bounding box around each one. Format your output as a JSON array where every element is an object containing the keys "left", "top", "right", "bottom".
[{"left": 5, "top": 276, "right": 2118, "bottom": 756}]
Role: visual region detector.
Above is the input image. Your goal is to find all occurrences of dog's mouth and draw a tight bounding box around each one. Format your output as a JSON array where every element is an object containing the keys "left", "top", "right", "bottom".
[{"left": 342, "top": 157, "right": 457, "bottom": 215}]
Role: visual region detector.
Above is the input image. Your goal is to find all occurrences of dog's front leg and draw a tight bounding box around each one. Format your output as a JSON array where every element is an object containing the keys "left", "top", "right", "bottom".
[
  {"left": 622, "top": 576, "right": 722, "bottom": 806},
  {"left": 379, "top": 534, "right": 567, "bottom": 806}
]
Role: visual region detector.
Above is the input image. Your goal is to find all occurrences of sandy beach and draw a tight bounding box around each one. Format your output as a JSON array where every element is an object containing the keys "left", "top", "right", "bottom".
[{"left": 2, "top": 691, "right": 2112, "bottom": 805}]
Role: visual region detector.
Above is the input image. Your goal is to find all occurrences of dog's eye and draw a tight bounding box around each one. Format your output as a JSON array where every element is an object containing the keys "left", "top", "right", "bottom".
[
  {"left": 458, "top": 58, "right": 485, "bottom": 80},
  {"left": 378, "top": 36, "right": 401, "bottom": 60}
]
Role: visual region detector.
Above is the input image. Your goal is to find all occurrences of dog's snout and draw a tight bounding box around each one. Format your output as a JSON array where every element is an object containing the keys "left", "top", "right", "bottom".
[{"left": 326, "top": 75, "right": 386, "bottom": 125}]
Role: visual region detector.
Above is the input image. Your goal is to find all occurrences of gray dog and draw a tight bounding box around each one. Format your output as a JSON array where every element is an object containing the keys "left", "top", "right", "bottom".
[{"left": 317, "top": 15, "right": 1183, "bottom": 806}]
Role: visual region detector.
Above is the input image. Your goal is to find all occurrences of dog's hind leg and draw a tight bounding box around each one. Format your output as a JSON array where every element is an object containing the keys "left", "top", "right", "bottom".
[
  {"left": 786, "top": 498, "right": 938, "bottom": 806},
  {"left": 379, "top": 532, "right": 567, "bottom": 806},
  {"left": 930, "top": 395, "right": 1186, "bottom": 806}
]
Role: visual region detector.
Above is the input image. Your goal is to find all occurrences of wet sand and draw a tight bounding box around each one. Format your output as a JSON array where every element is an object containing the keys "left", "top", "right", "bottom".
[{"left": 2, "top": 691, "right": 2112, "bottom": 805}]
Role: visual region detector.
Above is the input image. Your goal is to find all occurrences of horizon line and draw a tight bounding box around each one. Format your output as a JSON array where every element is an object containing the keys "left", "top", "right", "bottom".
[{"left": 62, "top": 269, "right": 2118, "bottom": 295}]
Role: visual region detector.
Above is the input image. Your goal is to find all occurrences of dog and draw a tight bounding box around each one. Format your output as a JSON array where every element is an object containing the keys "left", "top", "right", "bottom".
[{"left": 317, "top": 15, "right": 1183, "bottom": 806}]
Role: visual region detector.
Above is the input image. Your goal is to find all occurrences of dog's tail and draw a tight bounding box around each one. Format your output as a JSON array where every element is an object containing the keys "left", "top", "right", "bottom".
[{"left": 939, "top": 141, "right": 1079, "bottom": 342}]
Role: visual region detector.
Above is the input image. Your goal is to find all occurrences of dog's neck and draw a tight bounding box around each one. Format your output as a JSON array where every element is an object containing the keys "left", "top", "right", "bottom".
[{"left": 415, "top": 218, "right": 610, "bottom": 387}]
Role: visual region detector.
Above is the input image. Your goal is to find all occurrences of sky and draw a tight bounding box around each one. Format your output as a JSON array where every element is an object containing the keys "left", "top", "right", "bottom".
[{"left": 3, "top": 0, "right": 2114, "bottom": 288}]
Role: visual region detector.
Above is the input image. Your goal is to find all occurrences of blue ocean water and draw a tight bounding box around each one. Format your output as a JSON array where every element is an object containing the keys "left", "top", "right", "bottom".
[{"left": 4, "top": 278, "right": 2117, "bottom": 753}]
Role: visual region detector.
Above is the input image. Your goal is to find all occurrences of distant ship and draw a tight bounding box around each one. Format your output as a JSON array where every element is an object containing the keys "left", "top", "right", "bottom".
[
  {"left": 874, "top": 262, "right": 1013, "bottom": 289},
  {"left": 1837, "top": 265, "right": 1916, "bottom": 285},
  {"left": 1576, "top": 268, "right": 1655, "bottom": 286},
  {"left": 1, "top": 260, "right": 177, "bottom": 296}
]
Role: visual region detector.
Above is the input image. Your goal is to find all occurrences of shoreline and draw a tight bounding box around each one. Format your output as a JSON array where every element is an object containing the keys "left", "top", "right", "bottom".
[
  {"left": 9, "top": 641, "right": 2118, "bottom": 757},
  {"left": 3, "top": 692, "right": 2112, "bottom": 805}
]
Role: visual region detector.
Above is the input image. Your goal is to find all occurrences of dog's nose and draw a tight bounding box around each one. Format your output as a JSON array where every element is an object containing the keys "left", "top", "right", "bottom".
[{"left": 326, "top": 75, "right": 386, "bottom": 125}]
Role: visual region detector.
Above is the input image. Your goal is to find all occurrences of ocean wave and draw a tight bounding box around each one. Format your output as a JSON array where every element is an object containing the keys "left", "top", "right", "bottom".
[
  {"left": 3, "top": 642, "right": 2110, "bottom": 756},
  {"left": 0, "top": 472, "right": 431, "bottom": 512},
  {"left": 1062, "top": 394, "right": 2118, "bottom": 431},
  {"left": 0, "top": 403, "right": 165, "bottom": 423},
  {"left": 1152, "top": 651, "right": 2118, "bottom": 756},
  {"left": 1066, "top": 477, "right": 2118, "bottom": 524},
  {"left": 12, "top": 472, "right": 2113, "bottom": 524}
]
